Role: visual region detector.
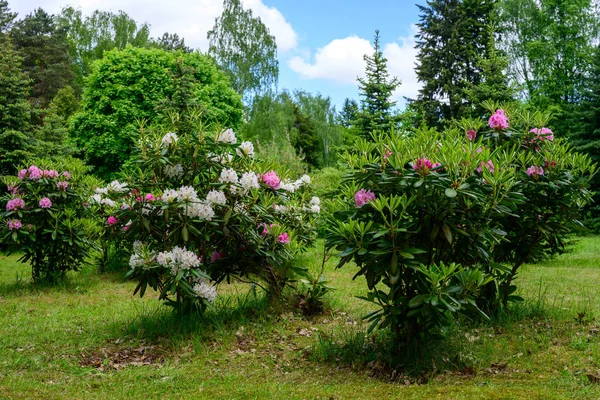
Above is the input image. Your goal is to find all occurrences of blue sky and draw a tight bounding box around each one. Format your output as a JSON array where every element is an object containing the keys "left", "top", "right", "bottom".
[{"left": 13, "top": 0, "right": 425, "bottom": 110}]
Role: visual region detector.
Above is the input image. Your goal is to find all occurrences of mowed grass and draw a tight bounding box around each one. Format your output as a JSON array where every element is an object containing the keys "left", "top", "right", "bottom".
[{"left": 1, "top": 238, "right": 600, "bottom": 399}]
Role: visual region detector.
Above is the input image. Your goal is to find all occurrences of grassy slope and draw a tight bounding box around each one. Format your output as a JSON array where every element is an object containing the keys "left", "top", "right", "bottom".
[{"left": 0, "top": 238, "right": 600, "bottom": 399}]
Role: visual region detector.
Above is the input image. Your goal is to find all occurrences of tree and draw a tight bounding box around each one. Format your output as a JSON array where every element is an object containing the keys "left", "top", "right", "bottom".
[
  {"left": 464, "top": 25, "right": 515, "bottom": 117},
  {"left": 571, "top": 44, "right": 600, "bottom": 230},
  {"left": 338, "top": 98, "right": 359, "bottom": 128},
  {"left": 58, "top": 7, "right": 152, "bottom": 86},
  {"left": 11, "top": 8, "right": 75, "bottom": 113},
  {"left": 208, "top": 0, "right": 278, "bottom": 101},
  {"left": 414, "top": 0, "right": 496, "bottom": 126},
  {"left": 355, "top": 30, "right": 400, "bottom": 138},
  {"left": 71, "top": 47, "right": 243, "bottom": 178},
  {"left": 153, "top": 32, "right": 191, "bottom": 53},
  {"left": 0, "top": 0, "right": 16, "bottom": 34},
  {"left": 0, "top": 36, "right": 34, "bottom": 173}
]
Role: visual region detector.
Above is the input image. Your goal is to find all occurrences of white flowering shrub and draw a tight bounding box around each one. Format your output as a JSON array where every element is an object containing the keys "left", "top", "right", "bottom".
[{"left": 92, "top": 128, "right": 319, "bottom": 313}]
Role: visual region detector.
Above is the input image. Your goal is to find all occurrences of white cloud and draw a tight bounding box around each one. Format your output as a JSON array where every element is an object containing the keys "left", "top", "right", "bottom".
[
  {"left": 11, "top": 0, "right": 297, "bottom": 52},
  {"left": 288, "top": 25, "right": 421, "bottom": 100}
]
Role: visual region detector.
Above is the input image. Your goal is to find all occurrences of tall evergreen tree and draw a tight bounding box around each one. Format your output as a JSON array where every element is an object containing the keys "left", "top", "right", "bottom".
[
  {"left": 355, "top": 30, "right": 400, "bottom": 138},
  {"left": 464, "top": 25, "right": 515, "bottom": 117},
  {"left": 572, "top": 44, "right": 600, "bottom": 230},
  {"left": 11, "top": 8, "right": 75, "bottom": 112},
  {"left": 338, "top": 98, "right": 359, "bottom": 128},
  {"left": 0, "top": 36, "right": 34, "bottom": 173},
  {"left": 414, "top": 0, "right": 496, "bottom": 126},
  {"left": 0, "top": 0, "right": 16, "bottom": 34},
  {"left": 208, "top": 0, "right": 279, "bottom": 101}
]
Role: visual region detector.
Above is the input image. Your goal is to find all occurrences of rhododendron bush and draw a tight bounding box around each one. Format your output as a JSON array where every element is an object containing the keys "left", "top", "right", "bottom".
[
  {"left": 91, "top": 128, "right": 319, "bottom": 313},
  {"left": 326, "top": 104, "right": 595, "bottom": 341},
  {"left": 1, "top": 166, "right": 92, "bottom": 282}
]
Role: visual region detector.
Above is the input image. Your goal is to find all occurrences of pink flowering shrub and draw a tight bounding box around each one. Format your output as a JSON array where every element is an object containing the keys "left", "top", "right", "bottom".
[
  {"left": 90, "top": 127, "right": 319, "bottom": 313},
  {"left": 327, "top": 105, "right": 594, "bottom": 341},
  {"left": 1, "top": 165, "right": 91, "bottom": 282}
]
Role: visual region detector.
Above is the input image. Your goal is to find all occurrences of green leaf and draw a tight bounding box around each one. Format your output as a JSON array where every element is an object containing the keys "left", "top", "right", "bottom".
[
  {"left": 445, "top": 188, "right": 457, "bottom": 198},
  {"left": 442, "top": 223, "right": 453, "bottom": 244}
]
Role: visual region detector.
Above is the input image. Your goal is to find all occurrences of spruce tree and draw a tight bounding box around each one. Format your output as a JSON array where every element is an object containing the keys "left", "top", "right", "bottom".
[
  {"left": 355, "top": 30, "right": 400, "bottom": 138},
  {"left": 11, "top": 8, "right": 75, "bottom": 112},
  {"left": 414, "top": 0, "right": 496, "bottom": 126},
  {"left": 338, "top": 98, "right": 359, "bottom": 128}
]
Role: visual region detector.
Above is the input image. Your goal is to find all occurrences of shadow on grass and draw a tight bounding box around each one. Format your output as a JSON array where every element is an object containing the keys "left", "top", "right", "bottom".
[{"left": 116, "top": 289, "right": 273, "bottom": 349}]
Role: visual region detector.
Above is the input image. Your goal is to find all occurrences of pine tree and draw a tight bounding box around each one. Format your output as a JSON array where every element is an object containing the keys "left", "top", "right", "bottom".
[
  {"left": 464, "top": 25, "right": 515, "bottom": 117},
  {"left": 11, "top": 8, "right": 75, "bottom": 112},
  {"left": 414, "top": 0, "right": 496, "bottom": 126},
  {"left": 0, "top": 36, "right": 34, "bottom": 173},
  {"left": 571, "top": 44, "right": 600, "bottom": 230},
  {"left": 0, "top": 0, "right": 16, "bottom": 34},
  {"left": 338, "top": 98, "right": 359, "bottom": 128},
  {"left": 355, "top": 30, "right": 400, "bottom": 138}
]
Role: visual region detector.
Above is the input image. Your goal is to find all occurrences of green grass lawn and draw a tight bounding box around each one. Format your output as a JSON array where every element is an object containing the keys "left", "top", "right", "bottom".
[{"left": 1, "top": 238, "right": 600, "bottom": 399}]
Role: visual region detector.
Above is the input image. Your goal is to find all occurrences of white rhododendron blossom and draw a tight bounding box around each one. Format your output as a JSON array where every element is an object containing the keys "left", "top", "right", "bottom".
[
  {"left": 310, "top": 196, "right": 320, "bottom": 206},
  {"left": 274, "top": 204, "right": 290, "bottom": 213},
  {"left": 106, "top": 180, "right": 128, "bottom": 193},
  {"left": 156, "top": 246, "right": 201, "bottom": 275},
  {"left": 100, "top": 198, "right": 117, "bottom": 208},
  {"left": 162, "top": 189, "right": 179, "bottom": 202},
  {"left": 133, "top": 240, "right": 144, "bottom": 252},
  {"left": 129, "top": 253, "right": 147, "bottom": 269},
  {"left": 177, "top": 186, "right": 198, "bottom": 202},
  {"left": 280, "top": 180, "right": 298, "bottom": 193},
  {"left": 206, "top": 190, "right": 227, "bottom": 206},
  {"left": 164, "top": 164, "right": 184, "bottom": 178},
  {"left": 95, "top": 187, "right": 108, "bottom": 195},
  {"left": 300, "top": 175, "right": 311, "bottom": 185},
  {"left": 186, "top": 202, "right": 215, "bottom": 220},
  {"left": 209, "top": 152, "right": 233, "bottom": 164},
  {"left": 193, "top": 281, "right": 217, "bottom": 302},
  {"left": 90, "top": 194, "right": 103, "bottom": 204},
  {"left": 216, "top": 128, "right": 237, "bottom": 144},
  {"left": 161, "top": 132, "right": 179, "bottom": 146},
  {"left": 236, "top": 141, "right": 255, "bottom": 157},
  {"left": 240, "top": 171, "right": 260, "bottom": 192},
  {"left": 219, "top": 168, "right": 238, "bottom": 184},
  {"left": 310, "top": 204, "right": 321, "bottom": 213}
]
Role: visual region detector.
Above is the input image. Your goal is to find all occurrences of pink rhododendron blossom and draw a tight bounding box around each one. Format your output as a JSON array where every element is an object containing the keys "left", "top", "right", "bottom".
[
  {"left": 17, "top": 169, "right": 27, "bottom": 180},
  {"left": 488, "top": 109, "right": 509, "bottom": 130},
  {"left": 62, "top": 171, "right": 71, "bottom": 180},
  {"left": 476, "top": 147, "right": 483, "bottom": 153},
  {"left": 107, "top": 216, "right": 118, "bottom": 225},
  {"left": 413, "top": 157, "right": 435, "bottom": 175},
  {"left": 47, "top": 170, "right": 59, "bottom": 178},
  {"left": 145, "top": 193, "right": 156, "bottom": 202},
  {"left": 260, "top": 223, "right": 277, "bottom": 237},
  {"left": 530, "top": 127, "right": 554, "bottom": 141},
  {"left": 477, "top": 160, "right": 495, "bottom": 174},
  {"left": 7, "top": 185, "right": 17, "bottom": 195},
  {"left": 261, "top": 170, "right": 280, "bottom": 190},
  {"left": 39, "top": 197, "right": 52, "bottom": 208},
  {"left": 6, "top": 197, "right": 25, "bottom": 211},
  {"left": 56, "top": 181, "right": 69, "bottom": 191},
  {"left": 466, "top": 130, "right": 477, "bottom": 141},
  {"left": 526, "top": 165, "right": 544, "bottom": 178},
  {"left": 383, "top": 149, "right": 393, "bottom": 159},
  {"left": 28, "top": 166, "right": 42, "bottom": 180},
  {"left": 211, "top": 251, "right": 224, "bottom": 262},
  {"left": 277, "top": 232, "right": 290, "bottom": 244},
  {"left": 7, "top": 219, "right": 22, "bottom": 230},
  {"left": 545, "top": 159, "right": 557, "bottom": 169},
  {"left": 354, "top": 189, "right": 376, "bottom": 208},
  {"left": 432, "top": 162, "right": 442, "bottom": 171}
]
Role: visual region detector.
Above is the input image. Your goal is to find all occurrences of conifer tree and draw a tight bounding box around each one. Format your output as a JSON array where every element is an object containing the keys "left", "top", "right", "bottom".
[
  {"left": 338, "top": 98, "right": 359, "bottom": 128},
  {"left": 355, "top": 30, "right": 400, "bottom": 138},
  {"left": 414, "top": 0, "right": 496, "bottom": 126}
]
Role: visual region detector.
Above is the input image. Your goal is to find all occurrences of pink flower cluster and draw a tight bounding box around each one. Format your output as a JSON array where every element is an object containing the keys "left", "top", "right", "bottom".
[
  {"left": 57, "top": 181, "right": 69, "bottom": 191},
  {"left": 466, "top": 130, "right": 477, "bottom": 141},
  {"left": 43, "top": 170, "right": 59, "bottom": 178},
  {"left": 413, "top": 157, "right": 440, "bottom": 175},
  {"left": 488, "top": 109, "right": 509, "bottom": 130},
  {"left": 354, "top": 189, "right": 376, "bottom": 208},
  {"left": 383, "top": 149, "right": 393, "bottom": 159},
  {"left": 39, "top": 197, "right": 52, "bottom": 209},
  {"left": 211, "top": 251, "right": 225, "bottom": 262},
  {"left": 261, "top": 170, "right": 280, "bottom": 190},
  {"left": 477, "top": 160, "right": 495, "bottom": 174},
  {"left": 6, "top": 197, "right": 25, "bottom": 211},
  {"left": 145, "top": 193, "right": 156, "bottom": 202},
  {"left": 7, "top": 219, "right": 22, "bottom": 230},
  {"left": 260, "top": 223, "right": 276, "bottom": 237},
  {"left": 529, "top": 127, "right": 554, "bottom": 141},
  {"left": 17, "top": 166, "right": 71, "bottom": 181},
  {"left": 277, "top": 232, "right": 290, "bottom": 244},
  {"left": 107, "top": 216, "right": 118, "bottom": 226},
  {"left": 526, "top": 165, "right": 544, "bottom": 178}
]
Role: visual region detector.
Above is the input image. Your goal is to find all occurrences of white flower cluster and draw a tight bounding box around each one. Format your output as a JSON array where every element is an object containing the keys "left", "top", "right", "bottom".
[
  {"left": 128, "top": 243, "right": 154, "bottom": 270},
  {"left": 274, "top": 204, "right": 290, "bottom": 213},
  {"left": 219, "top": 168, "right": 238, "bottom": 184},
  {"left": 161, "top": 132, "right": 179, "bottom": 146},
  {"left": 236, "top": 141, "right": 255, "bottom": 158},
  {"left": 164, "top": 164, "right": 184, "bottom": 178},
  {"left": 161, "top": 186, "right": 216, "bottom": 220},
  {"left": 90, "top": 194, "right": 117, "bottom": 208},
  {"left": 216, "top": 128, "right": 236, "bottom": 144},
  {"left": 306, "top": 196, "right": 321, "bottom": 213},
  {"left": 177, "top": 186, "right": 198, "bottom": 202},
  {"left": 193, "top": 281, "right": 217, "bottom": 302},
  {"left": 240, "top": 171, "right": 260, "bottom": 192},
  {"left": 279, "top": 175, "right": 312, "bottom": 193},
  {"left": 209, "top": 152, "right": 233, "bottom": 164},
  {"left": 206, "top": 190, "right": 227, "bottom": 206},
  {"left": 162, "top": 189, "right": 179, "bottom": 202},
  {"left": 156, "top": 246, "right": 201, "bottom": 275},
  {"left": 90, "top": 180, "right": 129, "bottom": 208},
  {"left": 106, "top": 180, "right": 129, "bottom": 193},
  {"left": 187, "top": 203, "right": 215, "bottom": 220}
]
